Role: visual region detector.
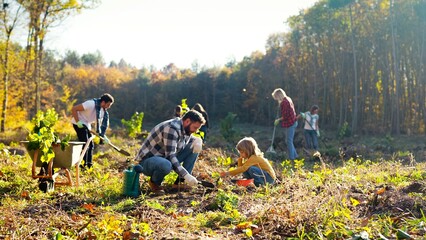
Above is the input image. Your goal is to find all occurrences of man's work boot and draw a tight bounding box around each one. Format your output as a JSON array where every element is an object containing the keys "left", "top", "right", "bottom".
[{"left": 148, "top": 180, "right": 165, "bottom": 195}]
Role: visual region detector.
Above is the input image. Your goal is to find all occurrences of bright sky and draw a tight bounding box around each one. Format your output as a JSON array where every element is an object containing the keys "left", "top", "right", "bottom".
[{"left": 47, "top": 0, "right": 317, "bottom": 69}]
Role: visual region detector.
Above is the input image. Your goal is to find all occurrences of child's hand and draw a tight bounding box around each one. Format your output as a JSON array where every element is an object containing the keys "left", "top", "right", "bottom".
[{"left": 220, "top": 171, "right": 227, "bottom": 177}]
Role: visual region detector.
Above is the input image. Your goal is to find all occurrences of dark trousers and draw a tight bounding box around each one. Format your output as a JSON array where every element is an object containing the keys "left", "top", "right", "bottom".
[{"left": 73, "top": 124, "right": 94, "bottom": 167}]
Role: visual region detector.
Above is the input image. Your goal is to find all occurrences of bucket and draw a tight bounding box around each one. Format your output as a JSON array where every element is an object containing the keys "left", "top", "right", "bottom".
[
  {"left": 123, "top": 165, "right": 140, "bottom": 197},
  {"left": 231, "top": 178, "right": 254, "bottom": 187}
]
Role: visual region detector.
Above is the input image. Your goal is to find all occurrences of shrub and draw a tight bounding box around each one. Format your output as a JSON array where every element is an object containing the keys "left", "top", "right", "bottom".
[
  {"left": 121, "top": 112, "right": 144, "bottom": 138},
  {"left": 220, "top": 112, "right": 238, "bottom": 143}
]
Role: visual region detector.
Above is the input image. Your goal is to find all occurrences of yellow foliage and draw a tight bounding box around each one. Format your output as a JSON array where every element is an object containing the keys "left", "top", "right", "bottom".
[{"left": 4, "top": 106, "right": 27, "bottom": 130}]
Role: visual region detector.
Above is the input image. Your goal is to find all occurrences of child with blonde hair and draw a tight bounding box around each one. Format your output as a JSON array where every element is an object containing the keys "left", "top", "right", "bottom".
[{"left": 220, "top": 137, "right": 276, "bottom": 186}]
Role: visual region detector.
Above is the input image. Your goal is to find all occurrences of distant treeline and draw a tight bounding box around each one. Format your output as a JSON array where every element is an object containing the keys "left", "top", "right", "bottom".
[{"left": 1, "top": 0, "right": 425, "bottom": 136}]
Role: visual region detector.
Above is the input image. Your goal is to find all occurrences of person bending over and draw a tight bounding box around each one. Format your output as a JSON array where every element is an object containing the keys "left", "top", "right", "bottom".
[
  {"left": 220, "top": 137, "right": 276, "bottom": 187},
  {"left": 71, "top": 93, "right": 114, "bottom": 169},
  {"left": 135, "top": 110, "right": 205, "bottom": 194}
]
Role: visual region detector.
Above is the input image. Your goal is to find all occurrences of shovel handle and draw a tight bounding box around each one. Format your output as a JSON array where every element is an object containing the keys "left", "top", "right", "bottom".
[{"left": 88, "top": 129, "right": 131, "bottom": 156}]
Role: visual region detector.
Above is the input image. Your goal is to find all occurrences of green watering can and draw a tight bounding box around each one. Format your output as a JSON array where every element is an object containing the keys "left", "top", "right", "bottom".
[{"left": 122, "top": 165, "right": 141, "bottom": 197}]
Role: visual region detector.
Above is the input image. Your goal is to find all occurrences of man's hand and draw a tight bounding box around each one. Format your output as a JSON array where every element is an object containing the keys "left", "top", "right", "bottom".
[
  {"left": 274, "top": 119, "right": 280, "bottom": 126},
  {"left": 184, "top": 174, "right": 198, "bottom": 186},
  {"left": 316, "top": 130, "right": 320, "bottom": 137},
  {"left": 191, "top": 137, "right": 202, "bottom": 153},
  {"left": 76, "top": 121, "right": 85, "bottom": 128}
]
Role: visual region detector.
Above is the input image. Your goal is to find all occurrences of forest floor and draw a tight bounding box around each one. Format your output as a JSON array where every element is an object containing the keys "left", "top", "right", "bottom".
[{"left": 1, "top": 123, "right": 426, "bottom": 239}]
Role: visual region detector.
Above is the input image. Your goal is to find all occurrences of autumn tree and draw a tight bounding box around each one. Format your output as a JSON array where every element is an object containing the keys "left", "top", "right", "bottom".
[
  {"left": 0, "top": 0, "right": 24, "bottom": 132},
  {"left": 18, "top": 0, "right": 98, "bottom": 116}
]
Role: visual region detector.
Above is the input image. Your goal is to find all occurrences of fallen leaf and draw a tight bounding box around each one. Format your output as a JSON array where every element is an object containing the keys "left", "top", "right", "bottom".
[
  {"left": 360, "top": 217, "right": 369, "bottom": 227},
  {"left": 236, "top": 222, "right": 251, "bottom": 230},
  {"left": 122, "top": 231, "right": 131, "bottom": 240},
  {"left": 82, "top": 203, "right": 95, "bottom": 213},
  {"left": 71, "top": 213, "right": 81, "bottom": 221},
  {"left": 377, "top": 188, "right": 385, "bottom": 195},
  {"left": 21, "top": 190, "right": 30, "bottom": 200},
  {"left": 350, "top": 197, "right": 360, "bottom": 207},
  {"left": 251, "top": 226, "right": 262, "bottom": 235},
  {"left": 199, "top": 172, "right": 209, "bottom": 179}
]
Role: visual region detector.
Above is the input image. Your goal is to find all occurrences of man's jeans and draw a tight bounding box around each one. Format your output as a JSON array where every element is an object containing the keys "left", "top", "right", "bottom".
[
  {"left": 242, "top": 166, "right": 274, "bottom": 187},
  {"left": 139, "top": 144, "right": 198, "bottom": 186},
  {"left": 284, "top": 121, "right": 298, "bottom": 160}
]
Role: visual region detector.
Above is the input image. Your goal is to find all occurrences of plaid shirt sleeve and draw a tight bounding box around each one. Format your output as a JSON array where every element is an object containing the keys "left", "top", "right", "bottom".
[{"left": 136, "top": 119, "right": 189, "bottom": 178}]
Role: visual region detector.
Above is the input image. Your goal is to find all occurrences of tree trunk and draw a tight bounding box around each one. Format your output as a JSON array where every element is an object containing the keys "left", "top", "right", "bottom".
[
  {"left": 390, "top": 0, "right": 401, "bottom": 135},
  {"left": 349, "top": 5, "right": 359, "bottom": 135},
  {"left": 1, "top": 37, "right": 10, "bottom": 132}
]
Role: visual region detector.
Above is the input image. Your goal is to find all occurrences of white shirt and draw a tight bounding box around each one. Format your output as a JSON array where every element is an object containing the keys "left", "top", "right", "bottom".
[
  {"left": 303, "top": 112, "right": 319, "bottom": 130},
  {"left": 71, "top": 100, "right": 105, "bottom": 130}
]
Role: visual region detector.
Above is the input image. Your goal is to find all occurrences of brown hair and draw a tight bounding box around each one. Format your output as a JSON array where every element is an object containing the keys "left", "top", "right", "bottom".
[
  {"left": 236, "top": 137, "right": 263, "bottom": 157},
  {"left": 182, "top": 109, "right": 206, "bottom": 125}
]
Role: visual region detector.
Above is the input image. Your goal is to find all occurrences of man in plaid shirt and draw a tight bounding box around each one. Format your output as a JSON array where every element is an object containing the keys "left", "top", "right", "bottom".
[{"left": 135, "top": 110, "right": 205, "bottom": 194}]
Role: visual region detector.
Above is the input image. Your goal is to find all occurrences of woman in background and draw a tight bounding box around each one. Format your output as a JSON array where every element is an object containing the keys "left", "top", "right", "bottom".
[{"left": 272, "top": 88, "right": 298, "bottom": 160}]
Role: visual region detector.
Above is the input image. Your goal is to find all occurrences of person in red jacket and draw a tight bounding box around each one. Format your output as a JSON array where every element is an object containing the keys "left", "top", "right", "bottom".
[{"left": 272, "top": 88, "right": 298, "bottom": 160}]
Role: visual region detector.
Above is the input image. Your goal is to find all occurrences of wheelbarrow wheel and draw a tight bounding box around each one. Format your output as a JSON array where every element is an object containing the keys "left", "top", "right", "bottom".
[
  {"left": 39, "top": 179, "right": 54, "bottom": 193},
  {"left": 38, "top": 162, "right": 54, "bottom": 177}
]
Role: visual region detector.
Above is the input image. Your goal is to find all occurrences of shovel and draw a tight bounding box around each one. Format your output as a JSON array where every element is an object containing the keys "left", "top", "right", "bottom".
[{"left": 88, "top": 129, "right": 131, "bottom": 156}]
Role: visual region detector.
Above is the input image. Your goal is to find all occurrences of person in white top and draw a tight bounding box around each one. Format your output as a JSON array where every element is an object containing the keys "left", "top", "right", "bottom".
[
  {"left": 71, "top": 93, "right": 114, "bottom": 169},
  {"left": 298, "top": 105, "right": 320, "bottom": 150}
]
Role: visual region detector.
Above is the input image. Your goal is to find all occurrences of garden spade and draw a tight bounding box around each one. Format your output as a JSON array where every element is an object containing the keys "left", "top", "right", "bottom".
[
  {"left": 87, "top": 129, "right": 131, "bottom": 156},
  {"left": 95, "top": 133, "right": 131, "bottom": 156}
]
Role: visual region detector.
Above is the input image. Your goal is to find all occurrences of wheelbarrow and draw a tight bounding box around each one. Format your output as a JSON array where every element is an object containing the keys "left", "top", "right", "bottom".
[{"left": 21, "top": 137, "right": 94, "bottom": 192}]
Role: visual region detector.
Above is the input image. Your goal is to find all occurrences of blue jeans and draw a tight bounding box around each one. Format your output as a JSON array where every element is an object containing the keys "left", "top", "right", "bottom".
[
  {"left": 139, "top": 144, "right": 198, "bottom": 186},
  {"left": 304, "top": 129, "right": 318, "bottom": 150},
  {"left": 242, "top": 166, "right": 275, "bottom": 187},
  {"left": 284, "top": 121, "right": 298, "bottom": 160}
]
